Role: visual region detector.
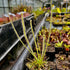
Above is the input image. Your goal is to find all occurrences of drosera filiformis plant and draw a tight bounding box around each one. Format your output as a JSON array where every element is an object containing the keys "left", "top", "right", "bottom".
[
  {"left": 9, "top": 14, "right": 50, "bottom": 70},
  {"left": 8, "top": 0, "right": 53, "bottom": 69}
]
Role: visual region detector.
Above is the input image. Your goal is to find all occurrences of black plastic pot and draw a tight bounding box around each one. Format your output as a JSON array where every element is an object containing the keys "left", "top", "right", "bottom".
[
  {"left": 46, "top": 52, "right": 55, "bottom": 61},
  {"left": 55, "top": 47, "right": 65, "bottom": 54},
  {"left": 46, "top": 46, "right": 55, "bottom": 61}
]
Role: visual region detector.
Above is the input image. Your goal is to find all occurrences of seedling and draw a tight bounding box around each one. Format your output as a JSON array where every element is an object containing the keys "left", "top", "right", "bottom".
[
  {"left": 55, "top": 41, "right": 63, "bottom": 48},
  {"left": 64, "top": 44, "right": 70, "bottom": 51}
]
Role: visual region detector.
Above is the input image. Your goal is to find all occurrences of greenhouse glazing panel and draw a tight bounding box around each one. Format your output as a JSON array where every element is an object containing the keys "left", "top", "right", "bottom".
[
  {"left": 0, "top": 0, "right": 12, "bottom": 16},
  {"left": 4, "top": 0, "right": 8, "bottom": 7},
  {"left": 0, "top": 0, "right": 3, "bottom": 7},
  {"left": 5, "top": 8, "right": 9, "bottom": 14},
  {"left": 0, "top": 8, "right": 4, "bottom": 16}
]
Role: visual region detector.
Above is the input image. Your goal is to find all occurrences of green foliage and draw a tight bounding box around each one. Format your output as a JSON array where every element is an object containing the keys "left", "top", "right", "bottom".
[
  {"left": 64, "top": 44, "right": 70, "bottom": 48},
  {"left": 52, "top": 8, "right": 58, "bottom": 13},
  {"left": 67, "top": 31, "right": 70, "bottom": 35},
  {"left": 51, "top": 28, "right": 59, "bottom": 33},
  {"left": 9, "top": 13, "right": 49, "bottom": 69},
  {"left": 32, "top": 9, "right": 44, "bottom": 19},
  {"left": 26, "top": 56, "right": 48, "bottom": 70},
  {"left": 10, "top": 0, "right": 53, "bottom": 69},
  {"left": 55, "top": 41, "right": 63, "bottom": 48},
  {"left": 52, "top": 8, "right": 69, "bottom": 13},
  {"left": 11, "top": 5, "right": 32, "bottom": 14},
  {"left": 56, "top": 15, "right": 60, "bottom": 18},
  {"left": 62, "top": 26, "right": 70, "bottom": 31},
  {"left": 39, "top": 31, "right": 41, "bottom": 35},
  {"left": 61, "top": 8, "right": 66, "bottom": 13}
]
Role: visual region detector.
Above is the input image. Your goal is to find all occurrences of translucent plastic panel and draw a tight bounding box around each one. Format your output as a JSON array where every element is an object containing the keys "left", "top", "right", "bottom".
[
  {"left": 10, "top": 0, "right": 17, "bottom": 7},
  {"left": 0, "top": 8, "right": 4, "bottom": 17},
  {"left": 21, "top": 0, "right": 24, "bottom": 4},
  {"left": 26, "top": 0, "right": 42, "bottom": 9},
  {"left": 5, "top": 8, "right": 9, "bottom": 14},
  {"left": 0, "top": 0, "right": 3, "bottom": 7},
  {"left": 40, "top": 0, "right": 47, "bottom": 2},
  {"left": 17, "top": 0, "right": 21, "bottom": 5},
  {"left": 4, "top": 0, "right": 8, "bottom": 7},
  {"left": 34, "top": 0, "right": 42, "bottom": 9}
]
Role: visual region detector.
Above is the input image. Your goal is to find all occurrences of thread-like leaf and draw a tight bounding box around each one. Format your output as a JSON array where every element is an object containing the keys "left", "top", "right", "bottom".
[
  {"left": 30, "top": 20, "right": 38, "bottom": 55},
  {"left": 21, "top": 13, "right": 37, "bottom": 60}
]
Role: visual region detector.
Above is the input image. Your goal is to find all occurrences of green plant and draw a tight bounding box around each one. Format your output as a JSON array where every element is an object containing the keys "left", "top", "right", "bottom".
[
  {"left": 64, "top": 44, "right": 70, "bottom": 48},
  {"left": 10, "top": 16, "right": 48, "bottom": 69},
  {"left": 51, "top": 28, "right": 59, "bottom": 33},
  {"left": 64, "top": 44, "right": 70, "bottom": 51},
  {"left": 9, "top": 0, "right": 53, "bottom": 69},
  {"left": 52, "top": 8, "right": 57, "bottom": 13},
  {"left": 55, "top": 41, "right": 63, "bottom": 48},
  {"left": 32, "top": 9, "right": 44, "bottom": 19},
  {"left": 12, "top": 5, "right": 32, "bottom": 14},
  {"left": 61, "top": 8, "right": 66, "bottom": 13},
  {"left": 67, "top": 31, "right": 70, "bottom": 35},
  {"left": 62, "top": 26, "right": 70, "bottom": 31}
]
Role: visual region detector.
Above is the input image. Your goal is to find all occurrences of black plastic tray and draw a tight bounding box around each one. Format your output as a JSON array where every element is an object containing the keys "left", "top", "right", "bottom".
[{"left": 0, "top": 14, "right": 34, "bottom": 61}]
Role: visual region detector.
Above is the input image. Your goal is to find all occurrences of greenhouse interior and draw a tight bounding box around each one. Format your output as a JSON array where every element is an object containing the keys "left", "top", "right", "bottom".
[{"left": 0, "top": 0, "right": 70, "bottom": 70}]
